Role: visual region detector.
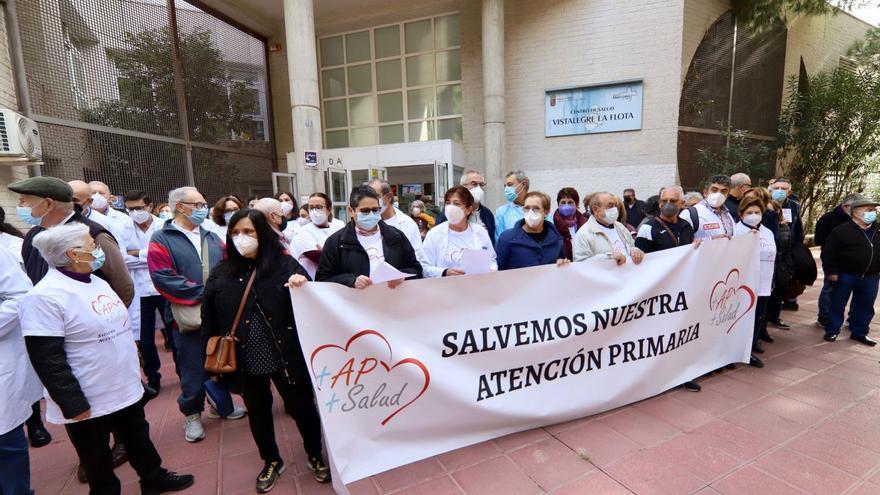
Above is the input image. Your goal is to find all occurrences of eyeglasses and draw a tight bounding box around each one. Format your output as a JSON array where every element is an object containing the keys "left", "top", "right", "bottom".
[
  {"left": 126, "top": 206, "right": 147, "bottom": 212},
  {"left": 308, "top": 205, "right": 327, "bottom": 211},
  {"left": 180, "top": 201, "right": 208, "bottom": 209},
  {"left": 356, "top": 207, "right": 381, "bottom": 214},
  {"left": 224, "top": 208, "right": 240, "bottom": 214},
  {"left": 465, "top": 181, "right": 486, "bottom": 189}
]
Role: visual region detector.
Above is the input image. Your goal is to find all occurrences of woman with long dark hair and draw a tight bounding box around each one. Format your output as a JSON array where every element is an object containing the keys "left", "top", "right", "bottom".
[
  {"left": 201, "top": 209, "right": 329, "bottom": 492},
  {"left": 0, "top": 206, "right": 24, "bottom": 260}
]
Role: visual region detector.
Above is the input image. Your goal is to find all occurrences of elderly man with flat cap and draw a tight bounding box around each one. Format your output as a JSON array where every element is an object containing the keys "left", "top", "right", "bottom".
[{"left": 10, "top": 177, "right": 134, "bottom": 305}]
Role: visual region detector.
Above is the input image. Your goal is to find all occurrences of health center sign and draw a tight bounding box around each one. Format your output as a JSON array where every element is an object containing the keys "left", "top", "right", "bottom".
[
  {"left": 291, "top": 235, "right": 759, "bottom": 487},
  {"left": 545, "top": 80, "right": 643, "bottom": 137}
]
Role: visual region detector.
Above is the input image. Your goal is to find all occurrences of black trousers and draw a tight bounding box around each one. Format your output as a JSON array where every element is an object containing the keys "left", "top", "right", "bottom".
[
  {"left": 754, "top": 296, "right": 769, "bottom": 346},
  {"left": 241, "top": 371, "right": 323, "bottom": 463},
  {"left": 65, "top": 402, "right": 163, "bottom": 495}
]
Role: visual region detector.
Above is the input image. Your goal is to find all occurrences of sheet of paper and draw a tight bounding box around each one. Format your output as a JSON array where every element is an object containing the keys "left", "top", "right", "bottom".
[
  {"left": 460, "top": 248, "right": 493, "bottom": 275},
  {"left": 370, "top": 261, "right": 416, "bottom": 284},
  {"left": 782, "top": 208, "right": 793, "bottom": 223}
]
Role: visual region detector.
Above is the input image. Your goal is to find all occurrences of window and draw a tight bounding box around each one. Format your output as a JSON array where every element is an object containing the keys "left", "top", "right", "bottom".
[
  {"left": 319, "top": 14, "right": 462, "bottom": 149},
  {"left": 63, "top": 24, "right": 90, "bottom": 110}
]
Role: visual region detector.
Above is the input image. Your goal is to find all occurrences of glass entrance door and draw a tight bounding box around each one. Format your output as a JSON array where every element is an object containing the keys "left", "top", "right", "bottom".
[
  {"left": 326, "top": 168, "right": 349, "bottom": 222},
  {"left": 271, "top": 172, "right": 298, "bottom": 198}
]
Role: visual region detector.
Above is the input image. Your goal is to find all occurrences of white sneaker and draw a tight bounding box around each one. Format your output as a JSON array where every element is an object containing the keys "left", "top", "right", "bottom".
[
  {"left": 206, "top": 404, "right": 247, "bottom": 420},
  {"left": 184, "top": 414, "right": 205, "bottom": 443}
]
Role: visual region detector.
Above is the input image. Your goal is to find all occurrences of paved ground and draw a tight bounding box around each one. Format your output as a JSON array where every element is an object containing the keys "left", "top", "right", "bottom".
[{"left": 30, "top": 271, "right": 880, "bottom": 495}]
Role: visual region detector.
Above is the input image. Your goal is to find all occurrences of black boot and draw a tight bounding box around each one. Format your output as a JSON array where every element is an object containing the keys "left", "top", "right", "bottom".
[
  {"left": 26, "top": 403, "right": 52, "bottom": 448},
  {"left": 140, "top": 470, "right": 195, "bottom": 495}
]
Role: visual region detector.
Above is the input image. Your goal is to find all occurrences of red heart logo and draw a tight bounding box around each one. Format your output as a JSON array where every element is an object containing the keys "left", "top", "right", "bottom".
[
  {"left": 310, "top": 330, "right": 431, "bottom": 426},
  {"left": 709, "top": 268, "right": 756, "bottom": 334}
]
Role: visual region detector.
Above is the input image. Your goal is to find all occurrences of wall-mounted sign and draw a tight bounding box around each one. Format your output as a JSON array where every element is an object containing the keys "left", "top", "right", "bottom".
[
  {"left": 305, "top": 151, "right": 318, "bottom": 169},
  {"left": 545, "top": 80, "right": 643, "bottom": 137}
]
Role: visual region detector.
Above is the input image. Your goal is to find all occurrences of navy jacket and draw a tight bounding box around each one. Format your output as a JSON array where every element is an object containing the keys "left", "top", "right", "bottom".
[
  {"left": 435, "top": 206, "right": 496, "bottom": 246},
  {"left": 496, "top": 220, "right": 565, "bottom": 270},
  {"left": 147, "top": 219, "right": 225, "bottom": 306}
]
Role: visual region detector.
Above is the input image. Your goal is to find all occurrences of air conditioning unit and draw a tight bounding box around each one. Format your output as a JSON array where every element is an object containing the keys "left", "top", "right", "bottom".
[{"left": 0, "top": 108, "right": 43, "bottom": 164}]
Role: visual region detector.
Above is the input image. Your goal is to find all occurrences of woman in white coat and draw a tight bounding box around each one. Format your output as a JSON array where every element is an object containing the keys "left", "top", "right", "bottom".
[
  {"left": 734, "top": 196, "right": 776, "bottom": 368},
  {"left": 422, "top": 185, "right": 496, "bottom": 277},
  {"left": 0, "top": 244, "right": 42, "bottom": 494}
]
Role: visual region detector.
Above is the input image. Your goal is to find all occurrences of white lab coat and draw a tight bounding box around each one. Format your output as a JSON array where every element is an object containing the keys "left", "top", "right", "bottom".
[
  {"left": 421, "top": 222, "right": 496, "bottom": 277},
  {"left": 122, "top": 215, "right": 163, "bottom": 340},
  {"left": 0, "top": 232, "right": 23, "bottom": 263},
  {"left": 87, "top": 208, "right": 128, "bottom": 254},
  {"left": 0, "top": 245, "right": 42, "bottom": 435},
  {"left": 291, "top": 218, "right": 346, "bottom": 279}
]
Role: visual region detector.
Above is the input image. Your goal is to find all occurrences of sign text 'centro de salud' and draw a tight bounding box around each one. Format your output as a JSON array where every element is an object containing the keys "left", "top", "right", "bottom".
[{"left": 545, "top": 80, "right": 643, "bottom": 137}]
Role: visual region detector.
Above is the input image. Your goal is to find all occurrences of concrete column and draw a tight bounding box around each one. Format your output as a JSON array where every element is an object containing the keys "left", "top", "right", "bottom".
[
  {"left": 284, "top": 0, "right": 324, "bottom": 194},
  {"left": 482, "top": 0, "right": 505, "bottom": 209}
]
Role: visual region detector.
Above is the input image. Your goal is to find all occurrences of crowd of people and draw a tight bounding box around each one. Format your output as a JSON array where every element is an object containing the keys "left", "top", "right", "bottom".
[{"left": 0, "top": 169, "right": 876, "bottom": 495}]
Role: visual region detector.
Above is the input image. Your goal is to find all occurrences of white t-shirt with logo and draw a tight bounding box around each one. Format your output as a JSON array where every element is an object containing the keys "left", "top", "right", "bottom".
[
  {"left": 291, "top": 218, "right": 346, "bottom": 279},
  {"left": 357, "top": 232, "right": 385, "bottom": 273},
  {"left": 598, "top": 223, "right": 628, "bottom": 255},
  {"left": 20, "top": 269, "right": 143, "bottom": 424},
  {"left": 734, "top": 222, "right": 777, "bottom": 297}
]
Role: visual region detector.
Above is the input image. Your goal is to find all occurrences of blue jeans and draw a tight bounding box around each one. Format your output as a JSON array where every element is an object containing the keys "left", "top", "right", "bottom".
[
  {"left": 0, "top": 425, "right": 31, "bottom": 495},
  {"left": 817, "top": 276, "right": 834, "bottom": 324},
  {"left": 827, "top": 273, "right": 879, "bottom": 338},
  {"left": 172, "top": 327, "right": 208, "bottom": 416},
  {"left": 137, "top": 295, "right": 166, "bottom": 384}
]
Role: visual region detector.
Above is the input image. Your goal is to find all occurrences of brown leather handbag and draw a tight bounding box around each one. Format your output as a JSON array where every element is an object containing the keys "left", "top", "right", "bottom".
[{"left": 204, "top": 271, "right": 256, "bottom": 374}]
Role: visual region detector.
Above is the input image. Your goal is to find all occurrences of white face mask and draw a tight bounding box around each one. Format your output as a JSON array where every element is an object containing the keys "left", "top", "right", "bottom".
[
  {"left": 280, "top": 201, "right": 294, "bottom": 216},
  {"left": 706, "top": 192, "right": 726, "bottom": 208},
  {"left": 296, "top": 216, "right": 310, "bottom": 226},
  {"left": 445, "top": 204, "right": 466, "bottom": 224},
  {"left": 130, "top": 209, "right": 151, "bottom": 225},
  {"left": 524, "top": 210, "right": 544, "bottom": 228},
  {"left": 232, "top": 234, "right": 258, "bottom": 257},
  {"left": 310, "top": 208, "right": 328, "bottom": 226},
  {"left": 603, "top": 207, "right": 620, "bottom": 224},
  {"left": 743, "top": 213, "right": 762, "bottom": 227},
  {"left": 411, "top": 207, "right": 422, "bottom": 215},
  {"left": 469, "top": 186, "right": 484, "bottom": 205},
  {"left": 91, "top": 193, "right": 108, "bottom": 210}
]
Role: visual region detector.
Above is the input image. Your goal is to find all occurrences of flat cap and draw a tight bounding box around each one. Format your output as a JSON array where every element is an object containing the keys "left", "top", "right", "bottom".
[
  {"left": 8, "top": 176, "right": 73, "bottom": 202},
  {"left": 850, "top": 198, "right": 879, "bottom": 210}
]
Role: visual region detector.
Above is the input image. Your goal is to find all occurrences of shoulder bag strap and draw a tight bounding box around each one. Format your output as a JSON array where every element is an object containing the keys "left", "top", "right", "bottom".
[
  {"left": 688, "top": 207, "right": 699, "bottom": 232},
  {"left": 201, "top": 234, "right": 210, "bottom": 283},
  {"left": 228, "top": 270, "right": 257, "bottom": 338},
  {"left": 654, "top": 217, "right": 680, "bottom": 247}
]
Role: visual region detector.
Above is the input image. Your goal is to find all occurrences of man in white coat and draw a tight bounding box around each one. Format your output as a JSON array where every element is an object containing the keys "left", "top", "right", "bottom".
[
  {"left": 368, "top": 179, "right": 429, "bottom": 268},
  {"left": 0, "top": 244, "right": 42, "bottom": 493}
]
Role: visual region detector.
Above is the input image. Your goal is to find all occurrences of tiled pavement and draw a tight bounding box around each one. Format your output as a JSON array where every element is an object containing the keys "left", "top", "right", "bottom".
[{"left": 30, "top": 272, "right": 880, "bottom": 495}]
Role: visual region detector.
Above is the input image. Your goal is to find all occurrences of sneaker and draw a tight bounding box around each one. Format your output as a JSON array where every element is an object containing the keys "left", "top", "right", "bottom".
[
  {"left": 768, "top": 319, "right": 791, "bottom": 330},
  {"left": 140, "top": 469, "right": 194, "bottom": 495},
  {"left": 183, "top": 414, "right": 205, "bottom": 443},
  {"left": 256, "top": 460, "right": 285, "bottom": 493},
  {"left": 682, "top": 381, "right": 701, "bottom": 392},
  {"left": 206, "top": 405, "right": 247, "bottom": 420},
  {"left": 306, "top": 456, "right": 331, "bottom": 483}
]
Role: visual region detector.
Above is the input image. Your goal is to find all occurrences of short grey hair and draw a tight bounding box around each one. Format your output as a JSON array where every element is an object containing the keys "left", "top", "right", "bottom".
[
  {"left": 460, "top": 170, "right": 485, "bottom": 185},
  {"left": 505, "top": 170, "right": 529, "bottom": 188},
  {"left": 730, "top": 173, "right": 751, "bottom": 188},
  {"left": 683, "top": 191, "right": 703, "bottom": 204},
  {"left": 253, "top": 197, "right": 282, "bottom": 216},
  {"left": 32, "top": 222, "right": 90, "bottom": 268},
  {"left": 168, "top": 187, "right": 198, "bottom": 214},
  {"left": 842, "top": 193, "right": 865, "bottom": 206},
  {"left": 410, "top": 199, "right": 426, "bottom": 211},
  {"left": 367, "top": 179, "right": 392, "bottom": 196},
  {"left": 589, "top": 191, "right": 612, "bottom": 210},
  {"left": 54, "top": 201, "right": 74, "bottom": 214},
  {"left": 659, "top": 185, "right": 684, "bottom": 197}
]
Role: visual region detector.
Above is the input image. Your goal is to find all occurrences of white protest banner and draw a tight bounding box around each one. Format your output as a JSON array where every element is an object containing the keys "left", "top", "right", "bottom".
[{"left": 291, "top": 234, "right": 759, "bottom": 485}]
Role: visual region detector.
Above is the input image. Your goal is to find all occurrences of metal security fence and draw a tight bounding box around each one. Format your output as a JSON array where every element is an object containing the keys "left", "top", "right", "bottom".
[{"left": 15, "top": 0, "right": 274, "bottom": 204}]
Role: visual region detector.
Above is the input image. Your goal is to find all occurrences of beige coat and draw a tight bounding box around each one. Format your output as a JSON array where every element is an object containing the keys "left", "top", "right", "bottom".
[{"left": 573, "top": 215, "right": 636, "bottom": 261}]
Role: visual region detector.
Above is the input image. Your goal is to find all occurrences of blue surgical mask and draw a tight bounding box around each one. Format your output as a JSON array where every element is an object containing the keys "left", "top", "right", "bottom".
[
  {"left": 188, "top": 207, "right": 209, "bottom": 225},
  {"left": 504, "top": 186, "right": 518, "bottom": 203},
  {"left": 76, "top": 246, "right": 105, "bottom": 272},
  {"left": 159, "top": 211, "right": 173, "bottom": 221},
  {"left": 17, "top": 205, "right": 44, "bottom": 226},
  {"left": 771, "top": 189, "right": 787, "bottom": 202},
  {"left": 863, "top": 211, "right": 877, "bottom": 224},
  {"left": 356, "top": 211, "right": 381, "bottom": 231}
]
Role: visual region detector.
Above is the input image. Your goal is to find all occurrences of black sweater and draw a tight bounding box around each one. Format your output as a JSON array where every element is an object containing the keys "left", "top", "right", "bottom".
[
  {"left": 821, "top": 221, "right": 880, "bottom": 276},
  {"left": 814, "top": 206, "right": 850, "bottom": 247}
]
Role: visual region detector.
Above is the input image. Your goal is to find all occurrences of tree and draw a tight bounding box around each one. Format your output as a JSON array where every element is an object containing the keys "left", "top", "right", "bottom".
[
  {"left": 777, "top": 67, "right": 880, "bottom": 228},
  {"left": 731, "top": 0, "right": 864, "bottom": 31},
  {"left": 80, "top": 26, "right": 255, "bottom": 200},
  {"left": 697, "top": 127, "right": 775, "bottom": 182}
]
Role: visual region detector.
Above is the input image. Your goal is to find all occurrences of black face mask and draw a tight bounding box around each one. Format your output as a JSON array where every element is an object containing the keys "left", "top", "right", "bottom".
[{"left": 624, "top": 196, "right": 635, "bottom": 205}]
